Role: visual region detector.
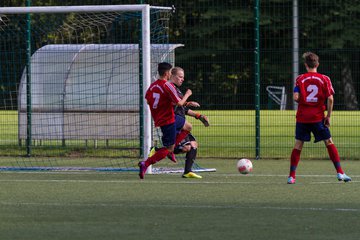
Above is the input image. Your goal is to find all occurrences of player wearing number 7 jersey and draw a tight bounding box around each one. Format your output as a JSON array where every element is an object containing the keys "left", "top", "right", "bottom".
[
  {"left": 287, "top": 52, "right": 351, "bottom": 184},
  {"left": 138, "top": 62, "right": 192, "bottom": 179}
]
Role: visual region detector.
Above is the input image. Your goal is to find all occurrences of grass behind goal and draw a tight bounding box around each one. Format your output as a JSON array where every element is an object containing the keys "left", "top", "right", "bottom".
[
  {"left": 0, "top": 159, "right": 359, "bottom": 240},
  {"left": 1, "top": 110, "right": 360, "bottom": 163}
]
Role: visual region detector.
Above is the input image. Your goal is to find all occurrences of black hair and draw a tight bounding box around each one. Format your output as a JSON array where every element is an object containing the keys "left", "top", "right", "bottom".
[{"left": 158, "top": 62, "right": 172, "bottom": 76}]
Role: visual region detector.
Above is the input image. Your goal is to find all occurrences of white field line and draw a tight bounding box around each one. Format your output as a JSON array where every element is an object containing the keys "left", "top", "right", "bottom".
[
  {"left": 0, "top": 178, "right": 358, "bottom": 185},
  {"left": 210, "top": 173, "right": 360, "bottom": 178},
  {"left": 1, "top": 171, "right": 359, "bottom": 178},
  {"left": 0, "top": 173, "right": 358, "bottom": 185},
  {"left": 0, "top": 201, "right": 359, "bottom": 213}
]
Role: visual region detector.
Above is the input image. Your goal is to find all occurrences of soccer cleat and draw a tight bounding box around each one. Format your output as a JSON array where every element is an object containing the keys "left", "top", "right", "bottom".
[
  {"left": 138, "top": 161, "right": 147, "bottom": 179},
  {"left": 148, "top": 147, "right": 156, "bottom": 158},
  {"left": 287, "top": 176, "right": 296, "bottom": 184},
  {"left": 167, "top": 152, "right": 177, "bottom": 163},
  {"left": 337, "top": 173, "right": 352, "bottom": 182},
  {"left": 182, "top": 172, "right": 202, "bottom": 179}
]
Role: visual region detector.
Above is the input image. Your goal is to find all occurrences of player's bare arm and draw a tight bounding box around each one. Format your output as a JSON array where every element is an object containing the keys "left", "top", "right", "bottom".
[
  {"left": 186, "top": 101, "right": 200, "bottom": 107},
  {"left": 293, "top": 92, "right": 299, "bottom": 102},
  {"left": 187, "top": 109, "right": 210, "bottom": 127},
  {"left": 324, "top": 95, "right": 334, "bottom": 127},
  {"left": 177, "top": 89, "right": 192, "bottom": 106}
]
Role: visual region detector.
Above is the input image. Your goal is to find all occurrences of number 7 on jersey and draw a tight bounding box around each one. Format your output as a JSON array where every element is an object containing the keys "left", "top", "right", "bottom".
[{"left": 152, "top": 92, "right": 160, "bottom": 109}]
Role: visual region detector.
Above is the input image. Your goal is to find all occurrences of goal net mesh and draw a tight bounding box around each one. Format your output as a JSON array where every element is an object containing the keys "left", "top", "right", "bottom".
[{"left": 0, "top": 6, "right": 214, "bottom": 173}]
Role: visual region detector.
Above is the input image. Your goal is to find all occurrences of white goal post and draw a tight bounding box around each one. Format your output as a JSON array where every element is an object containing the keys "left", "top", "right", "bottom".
[{"left": 0, "top": 5, "right": 172, "bottom": 162}]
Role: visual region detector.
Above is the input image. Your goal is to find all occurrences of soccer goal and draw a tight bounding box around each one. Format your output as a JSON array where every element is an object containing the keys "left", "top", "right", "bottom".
[
  {"left": 266, "top": 86, "right": 287, "bottom": 110},
  {"left": 0, "top": 4, "right": 215, "bottom": 173}
]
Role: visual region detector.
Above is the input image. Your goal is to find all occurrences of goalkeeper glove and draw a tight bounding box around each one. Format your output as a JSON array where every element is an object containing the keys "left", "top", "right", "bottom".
[{"left": 195, "top": 113, "right": 210, "bottom": 127}]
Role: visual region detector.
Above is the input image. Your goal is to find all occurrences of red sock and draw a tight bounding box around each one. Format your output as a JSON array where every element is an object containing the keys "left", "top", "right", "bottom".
[
  {"left": 145, "top": 147, "right": 169, "bottom": 167},
  {"left": 175, "top": 130, "right": 190, "bottom": 146},
  {"left": 289, "top": 149, "right": 301, "bottom": 178},
  {"left": 326, "top": 144, "right": 344, "bottom": 174}
]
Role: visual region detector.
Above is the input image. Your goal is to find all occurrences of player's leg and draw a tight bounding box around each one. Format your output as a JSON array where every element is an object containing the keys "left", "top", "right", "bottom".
[
  {"left": 175, "top": 117, "right": 191, "bottom": 146},
  {"left": 182, "top": 139, "right": 202, "bottom": 179},
  {"left": 288, "top": 122, "right": 309, "bottom": 184},
  {"left": 166, "top": 115, "right": 191, "bottom": 163},
  {"left": 151, "top": 116, "right": 190, "bottom": 163},
  {"left": 139, "top": 123, "right": 176, "bottom": 179},
  {"left": 166, "top": 115, "right": 188, "bottom": 163},
  {"left": 150, "top": 123, "right": 176, "bottom": 165},
  {"left": 184, "top": 141, "right": 197, "bottom": 174},
  {"left": 183, "top": 135, "right": 198, "bottom": 173},
  {"left": 324, "top": 138, "right": 351, "bottom": 182},
  {"left": 288, "top": 140, "right": 303, "bottom": 184},
  {"left": 324, "top": 138, "right": 344, "bottom": 174},
  {"left": 313, "top": 121, "right": 351, "bottom": 182},
  {"left": 173, "top": 134, "right": 201, "bottom": 178}
]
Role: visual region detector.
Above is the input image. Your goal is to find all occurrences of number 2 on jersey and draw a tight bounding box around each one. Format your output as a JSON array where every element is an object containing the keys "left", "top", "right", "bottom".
[
  {"left": 152, "top": 92, "right": 160, "bottom": 109},
  {"left": 306, "top": 84, "right": 318, "bottom": 102}
]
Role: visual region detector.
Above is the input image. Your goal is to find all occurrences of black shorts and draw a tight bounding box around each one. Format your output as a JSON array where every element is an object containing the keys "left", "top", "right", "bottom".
[{"left": 174, "top": 134, "right": 196, "bottom": 154}]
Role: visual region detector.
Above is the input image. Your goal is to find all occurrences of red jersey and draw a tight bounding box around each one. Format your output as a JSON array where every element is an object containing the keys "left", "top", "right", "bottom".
[
  {"left": 295, "top": 72, "right": 334, "bottom": 123},
  {"left": 145, "top": 79, "right": 182, "bottom": 127}
]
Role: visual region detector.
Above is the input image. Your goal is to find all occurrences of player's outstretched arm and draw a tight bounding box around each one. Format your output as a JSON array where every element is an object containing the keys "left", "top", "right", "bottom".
[
  {"left": 187, "top": 109, "right": 210, "bottom": 127},
  {"left": 186, "top": 101, "right": 200, "bottom": 108}
]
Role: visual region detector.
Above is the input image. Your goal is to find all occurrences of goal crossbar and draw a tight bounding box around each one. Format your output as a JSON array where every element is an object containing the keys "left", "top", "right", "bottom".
[{"left": 0, "top": 5, "right": 172, "bottom": 14}]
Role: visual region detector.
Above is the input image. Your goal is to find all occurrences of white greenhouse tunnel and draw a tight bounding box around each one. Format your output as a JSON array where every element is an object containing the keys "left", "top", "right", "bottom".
[{"left": 18, "top": 44, "right": 182, "bottom": 141}]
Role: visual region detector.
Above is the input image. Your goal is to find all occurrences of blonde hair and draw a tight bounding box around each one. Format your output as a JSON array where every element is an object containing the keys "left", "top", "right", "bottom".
[{"left": 171, "top": 67, "right": 184, "bottom": 76}]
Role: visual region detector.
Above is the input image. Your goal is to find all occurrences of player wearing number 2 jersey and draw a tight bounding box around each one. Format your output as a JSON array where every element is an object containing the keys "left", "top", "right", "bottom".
[
  {"left": 138, "top": 62, "right": 192, "bottom": 179},
  {"left": 295, "top": 72, "right": 334, "bottom": 123},
  {"left": 287, "top": 52, "right": 351, "bottom": 184}
]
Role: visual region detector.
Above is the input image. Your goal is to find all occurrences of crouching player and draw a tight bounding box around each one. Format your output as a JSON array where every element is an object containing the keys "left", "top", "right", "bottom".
[{"left": 170, "top": 67, "right": 209, "bottom": 179}]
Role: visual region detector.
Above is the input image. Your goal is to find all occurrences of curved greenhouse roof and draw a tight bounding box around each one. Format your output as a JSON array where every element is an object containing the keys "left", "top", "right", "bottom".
[
  {"left": 18, "top": 44, "right": 182, "bottom": 140},
  {"left": 19, "top": 44, "right": 183, "bottom": 112}
]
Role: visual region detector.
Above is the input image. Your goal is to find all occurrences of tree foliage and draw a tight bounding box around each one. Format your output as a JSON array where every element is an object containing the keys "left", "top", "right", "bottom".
[{"left": 0, "top": 0, "right": 359, "bottom": 109}]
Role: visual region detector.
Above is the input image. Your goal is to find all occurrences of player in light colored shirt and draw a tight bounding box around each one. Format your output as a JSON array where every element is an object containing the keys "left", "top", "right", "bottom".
[{"left": 287, "top": 52, "right": 351, "bottom": 184}]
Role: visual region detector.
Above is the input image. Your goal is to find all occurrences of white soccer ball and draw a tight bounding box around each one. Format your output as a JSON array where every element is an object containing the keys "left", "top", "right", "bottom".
[{"left": 237, "top": 158, "right": 253, "bottom": 174}]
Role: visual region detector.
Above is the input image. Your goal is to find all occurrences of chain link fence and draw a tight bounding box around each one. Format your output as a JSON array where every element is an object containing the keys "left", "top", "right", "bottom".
[{"left": 0, "top": 0, "right": 359, "bottom": 161}]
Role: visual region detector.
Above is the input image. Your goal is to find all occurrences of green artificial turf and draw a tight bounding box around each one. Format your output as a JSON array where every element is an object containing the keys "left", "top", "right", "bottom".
[{"left": 0, "top": 158, "right": 359, "bottom": 240}]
